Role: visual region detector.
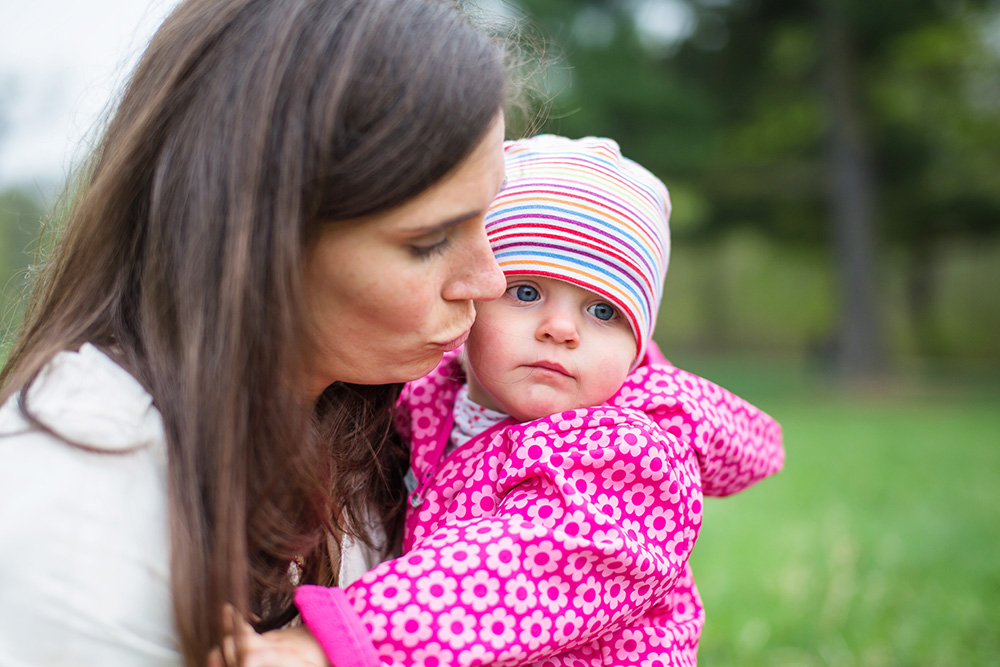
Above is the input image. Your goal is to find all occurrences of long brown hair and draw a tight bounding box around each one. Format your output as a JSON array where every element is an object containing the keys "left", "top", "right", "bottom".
[{"left": 0, "top": 0, "right": 510, "bottom": 662}]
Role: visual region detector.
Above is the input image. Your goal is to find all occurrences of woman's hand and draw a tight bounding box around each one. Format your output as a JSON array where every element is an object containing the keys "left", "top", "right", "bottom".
[{"left": 207, "top": 607, "right": 330, "bottom": 667}]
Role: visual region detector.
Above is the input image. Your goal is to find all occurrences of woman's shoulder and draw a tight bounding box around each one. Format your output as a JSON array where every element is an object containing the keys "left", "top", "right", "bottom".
[
  {"left": 0, "top": 342, "right": 165, "bottom": 453},
  {"left": 0, "top": 343, "right": 179, "bottom": 664}
]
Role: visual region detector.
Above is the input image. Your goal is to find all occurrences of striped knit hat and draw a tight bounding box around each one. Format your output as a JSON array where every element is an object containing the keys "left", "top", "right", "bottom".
[{"left": 485, "top": 135, "right": 671, "bottom": 362}]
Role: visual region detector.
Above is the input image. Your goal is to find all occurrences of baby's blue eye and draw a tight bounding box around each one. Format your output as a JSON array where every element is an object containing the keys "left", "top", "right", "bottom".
[
  {"left": 588, "top": 302, "right": 616, "bottom": 321},
  {"left": 513, "top": 285, "right": 539, "bottom": 302}
]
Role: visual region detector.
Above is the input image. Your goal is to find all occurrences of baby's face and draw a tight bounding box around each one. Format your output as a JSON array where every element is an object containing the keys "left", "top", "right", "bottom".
[{"left": 465, "top": 275, "right": 637, "bottom": 422}]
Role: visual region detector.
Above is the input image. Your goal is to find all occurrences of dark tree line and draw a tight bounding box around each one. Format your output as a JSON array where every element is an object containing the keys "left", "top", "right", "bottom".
[{"left": 511, "top": 0, "right": 1000, "bottom": 376}]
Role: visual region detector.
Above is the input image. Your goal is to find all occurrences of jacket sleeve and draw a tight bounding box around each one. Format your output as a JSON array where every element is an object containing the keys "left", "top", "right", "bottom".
[
  {"left": 637, "top": 364, "right": 784, "bottom": 497},
  {"left": 297, "top": 408, "right": 702, "bottom": 667}
]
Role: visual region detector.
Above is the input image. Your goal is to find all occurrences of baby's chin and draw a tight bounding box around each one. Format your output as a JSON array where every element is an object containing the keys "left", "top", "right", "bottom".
[{"left": 508, "top": 399, "right": 587, "bottom": 423}]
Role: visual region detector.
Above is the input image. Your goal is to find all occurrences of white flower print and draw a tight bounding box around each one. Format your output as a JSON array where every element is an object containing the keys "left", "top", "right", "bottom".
[
  {"left": 658, "top": 477, "right": 683, "bottom": 505},
  {"left": 616, "top": 428, "right": 647, "bottom": 457},
  {"left": 592, "top": 527, "right": 625, "bottom": 550},
  {"left": 614, "top": 629, "right": 649, "bottom": 657},
  {"left": 439, "top": 543, "right": 482, "bottom": 575},
  {"left": 650, "top": 373, "right": 679, "bottom": 395},
  {"left": 562, "top": 549, "right": 598, "bottom": 582},
  {"left": 643, "top": 507, "right": 677, "bottom": 540},
  {"left": 524, "top": 497, "right": 563, "bottom": 526},
  {"left": 485, "top": 536, "right": 522, "bottom": 577},
  {"left": 425, "top": 525, "right": 462, "bottom": 548},
  {"left": 369, "top": 573, "right": 412, "bottom": 611},
  {"left": 468, "top": 521, "right": 505, "bottom": 544},
  {"left": 439, "top": 606, "right": 477, "bottom": 650},
  {"left": 623, "top": 486, "right": 655, "bottom": 515},
  {"left": 604, "top": 575, "right": 630, "bottom": 609},
  {"left": 554, "top": 412, "right": 586, "bottom": 430},
  {"left": 359, "top": 608, "right": 388, "bottom": 642},
  {"left": 612, "top": 386, "right": 647, "bottom": 408},
  {"left": 589, "top": 407, "right": 624, "bottom": 423},
  {"left": 661, "top": 414, "right": 692, "bottom": 441},
  {"left": 686, "top": 495, "right": 703, "bottom": 524},
  {"left": 410, "top": 642, "right": 454, "bottom": 667},
  {"left": 604, "top": 458, "right": 638, "bottom": 492},
  {"left": 458, "top": 643, "right": 497, "bottom": 667},
  {"left": 551, "top": 608, "right": 586, "bottom": 642},
  {"left": 580, "top": 444, "right": 613, "bottom": 469},
  {"left": 523, "top": 541, "right": 560, "bottom": 576},
  {"left": 536, "top": 576, "right": 570, "bottom": 613},
  {"left": 584, "top": 607, "right": 610, "bottom": 635},
  {"left": 519, "top": 609, "right": 554, "bottom": 651},
  {"left": 409, "top": 406, "right": 441, "bottom": 440},
  {"left": 459, "top": 569, "right": 501, "bottom": 611},
  {"left": 593, "top": 493, "right": 623, "bottom": 522},
  {"left": 377, "top": 646, "right": 410, "bottom": 665},
  {"left": 557, "top": 509, "right": 592, "bottom": 542},
  {"left": 503, "top": 572, "right": 538, "bottom": 614},
  {"left": 570, "top": 470, "right": 598, "bottom": 497},
  {"left": 596, "top": 554, "right": 630, "bottom": 578},
  {"left": 662, "top": 534, "right": 688, "bottom": 565},
  {"left": 415, "top": 569, "right": 458, "bottom": 612},
  {"left": 466, "top": 487, "right": 498, "bottom": 516},
  {"left": 581, "top": 428, "right": 612, "bottom": 450},
  {"left": 509, "top": 518, "right": 549, "bottom": 541},
  {"left": 522, "top": 420, "right": 555, "bottom": 438},
  {"left": 395, "top": 550, "right": 436, "bottom": 578},
  {"left": 572, "top": 575, "right": 601, "bottom": 614},
  {"left": 641, "top": 657, "right": 670, "bottom": 667},
  {"left": 481, "top": 608, "right": 517, "bottom": 650},
  {"left": 621, "top": 517, "right": 642, "bottom": 543},
  {"left": 637, "top": 458, "right": 666, "bottom": 487},
  {"left": 389, "top": 604, "right": 433, "bottom": 647}
]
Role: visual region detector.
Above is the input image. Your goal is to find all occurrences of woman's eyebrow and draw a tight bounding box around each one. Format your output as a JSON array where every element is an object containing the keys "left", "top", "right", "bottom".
[
  {"left": 408, "top": 211, "right": 480, "bottom": 235},
  {"left": 409, "top": 178, "right": 506, "bottom": 234}
]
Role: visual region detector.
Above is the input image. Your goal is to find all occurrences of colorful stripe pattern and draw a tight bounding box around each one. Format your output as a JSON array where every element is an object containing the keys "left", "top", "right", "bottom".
[{"left": 485, "top": 134, "right": 671, "bottom": 362}]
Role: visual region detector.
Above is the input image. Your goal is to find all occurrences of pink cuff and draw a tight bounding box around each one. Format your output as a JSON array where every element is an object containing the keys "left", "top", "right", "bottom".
[{"left": 295, "top": 586, "right": 379, "bottom": 667}]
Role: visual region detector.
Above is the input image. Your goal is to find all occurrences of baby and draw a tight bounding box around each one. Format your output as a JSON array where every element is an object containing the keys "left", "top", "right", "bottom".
[{"left": 290, "top": 135, "right": 786, "bottom": 666}]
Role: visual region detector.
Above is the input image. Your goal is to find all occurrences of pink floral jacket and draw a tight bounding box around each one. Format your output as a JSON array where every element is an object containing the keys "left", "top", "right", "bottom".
[{"left": 296, "top": 346, "right": 784, "bottom": 667}]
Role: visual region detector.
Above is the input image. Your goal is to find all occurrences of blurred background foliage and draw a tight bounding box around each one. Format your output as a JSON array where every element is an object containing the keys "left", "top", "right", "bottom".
[
  {"left": 497, "top": 0, "right": 1000, "bottom": 376},
  {"left": 0, "top": 0, "right": 998, "bottom": 663},
  {"left": 489, "top": 0, "right": 1000, "bottom": 664}
]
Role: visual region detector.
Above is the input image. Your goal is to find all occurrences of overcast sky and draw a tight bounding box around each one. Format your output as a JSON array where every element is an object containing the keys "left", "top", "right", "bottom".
[{"left": 0, "top": 0, "right": 182, "bottom": 190}]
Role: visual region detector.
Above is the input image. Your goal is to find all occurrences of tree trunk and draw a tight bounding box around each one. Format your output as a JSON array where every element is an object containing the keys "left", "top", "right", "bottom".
[{"left": 817, "top": 0, "right": 886, "bottom": 378}]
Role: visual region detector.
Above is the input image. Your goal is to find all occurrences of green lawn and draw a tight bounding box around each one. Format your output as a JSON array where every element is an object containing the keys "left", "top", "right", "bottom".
[{"left": 682, "top": 358, "right": 1000, "bottom": 666}]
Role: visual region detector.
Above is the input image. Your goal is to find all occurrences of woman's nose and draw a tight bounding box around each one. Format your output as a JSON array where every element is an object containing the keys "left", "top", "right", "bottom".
[
  {"left": 442, "top": 225, "right": 505, "bottom": 302},
  {"left": 536, "top": 308, "right": 580, "bottom": 346}
]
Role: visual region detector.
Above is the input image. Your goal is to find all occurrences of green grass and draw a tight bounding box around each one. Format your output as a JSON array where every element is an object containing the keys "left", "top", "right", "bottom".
[{"left": 682, "top": 358, "right": 1000, "bottom": 666}]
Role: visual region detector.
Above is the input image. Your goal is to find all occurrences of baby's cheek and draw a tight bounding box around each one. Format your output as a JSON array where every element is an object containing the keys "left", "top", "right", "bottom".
[{"left": 587, "top": 361, "right": 632, "bottom": 404}]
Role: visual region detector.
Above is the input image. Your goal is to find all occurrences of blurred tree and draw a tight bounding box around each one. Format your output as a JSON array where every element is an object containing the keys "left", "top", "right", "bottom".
[{"left": 511, "top": 0, "right": 1000, "bottom": 371}]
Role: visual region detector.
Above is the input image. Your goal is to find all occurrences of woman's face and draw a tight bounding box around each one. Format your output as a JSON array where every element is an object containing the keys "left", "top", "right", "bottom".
[{"left": 302, "top": 113, "right": 507, "bottom": 398}]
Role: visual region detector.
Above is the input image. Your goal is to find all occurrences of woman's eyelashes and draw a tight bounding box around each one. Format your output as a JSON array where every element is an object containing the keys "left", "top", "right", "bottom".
[{"left": 409, "top": 232, "right": 450, "bottom": 258}]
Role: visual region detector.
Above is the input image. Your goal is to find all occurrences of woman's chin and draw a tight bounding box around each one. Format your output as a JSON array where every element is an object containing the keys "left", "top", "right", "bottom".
[{"left": 377, "top": 349, "right": 444, "bottom": 385}]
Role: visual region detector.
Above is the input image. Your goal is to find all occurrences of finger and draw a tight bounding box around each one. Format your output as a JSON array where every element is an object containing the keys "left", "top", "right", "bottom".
[
  {"left": 206, "top": 646, "right": 223, "bottom": 667},
  {"left": 220, "top": 634, "right": 239, "bottom": 667}
]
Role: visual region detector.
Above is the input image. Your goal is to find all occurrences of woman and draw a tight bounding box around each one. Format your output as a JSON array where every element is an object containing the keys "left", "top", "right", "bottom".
[{"left": 0, "top": 0, "right": 514, "bottom": 664}]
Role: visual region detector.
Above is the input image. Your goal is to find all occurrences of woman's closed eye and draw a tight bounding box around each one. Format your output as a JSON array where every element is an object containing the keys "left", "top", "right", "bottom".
[
  {"left": 409, "top": 232, "right": 450, "bottom": 258},
  {"left": 588, "top": 302, "right": 618, "bottom": 322}
]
